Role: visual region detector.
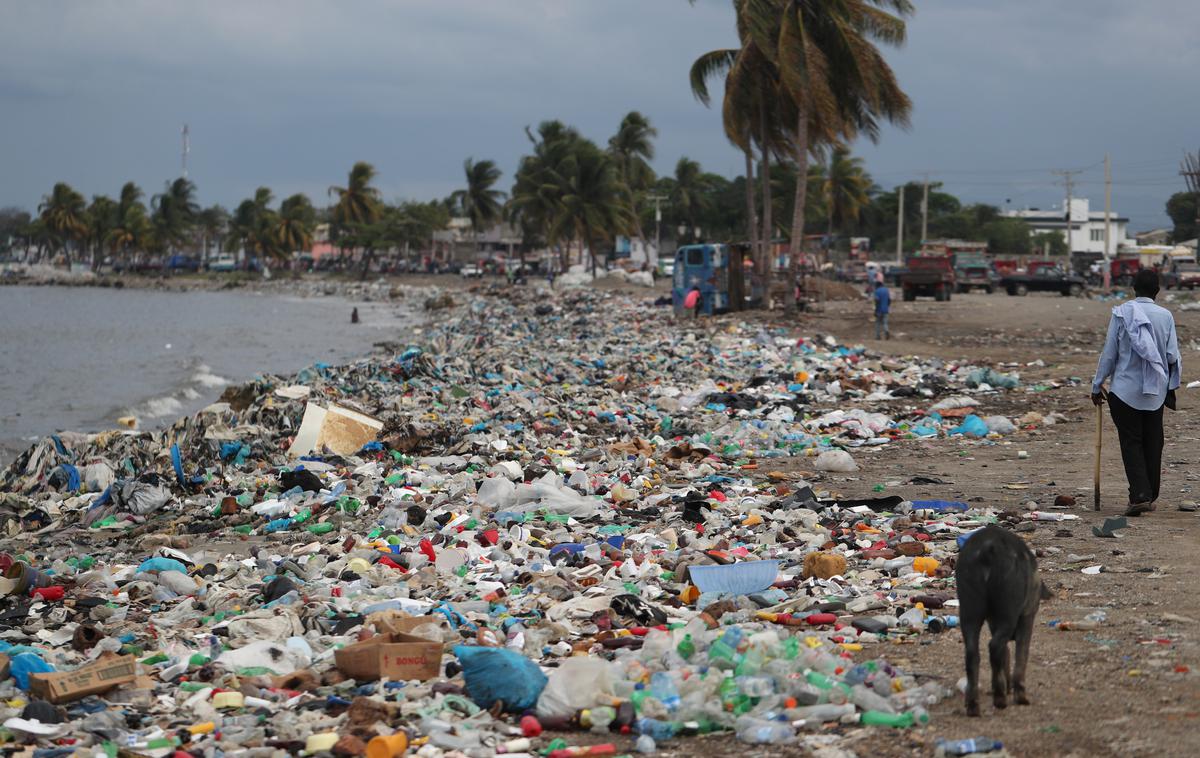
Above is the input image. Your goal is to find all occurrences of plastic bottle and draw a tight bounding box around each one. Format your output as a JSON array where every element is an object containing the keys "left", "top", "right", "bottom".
[
  {"left": 736, "top": 675, "right": 775, "bottom": 697},
  {"left": 785, "top": 703, "right": 856, "bottom": 723},
  {"left": 734, "top": 716, "right": 795, "bottom": 744},
  {"left": 676, "top": 634, "right": 695, "bottom": 661},
  {"left": 634, "top": 717, "right": 677, "bottom": 742},
  {"left": 635, "top": 734, "right": 657, "bottom": 754},
  {"left": 935, "top": 737, "right": 1004, "bottom": 756},
  {"left": 851, "top": 684, "right": 896, "bottom": 714},
  {"left": 860, "top": 708, "right": 928, "bottom": 728},
  {"left": 649, "top": 673, "right": 681, "bottom": 713}
]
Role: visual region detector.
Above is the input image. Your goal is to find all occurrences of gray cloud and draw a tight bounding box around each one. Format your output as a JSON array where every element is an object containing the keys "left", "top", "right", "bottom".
[{"left": 0, "top": 0, "right": 1194, "bottom": 230}]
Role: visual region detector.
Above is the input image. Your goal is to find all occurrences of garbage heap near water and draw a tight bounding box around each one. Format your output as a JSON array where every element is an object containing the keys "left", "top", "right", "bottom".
[{"left": 0, "top": 287, "right": 1046, "bottom": 756}]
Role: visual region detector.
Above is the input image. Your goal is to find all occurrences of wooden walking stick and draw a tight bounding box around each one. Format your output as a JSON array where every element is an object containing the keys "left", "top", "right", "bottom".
[{"left": 1093, "top": 392, "right": 1105, "bottom": 511}]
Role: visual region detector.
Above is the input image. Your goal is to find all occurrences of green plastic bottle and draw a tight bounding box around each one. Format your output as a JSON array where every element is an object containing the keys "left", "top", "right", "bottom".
[
  {"left": 860, "top": 710, "right": 926, "bottom": 728},
  {"left": 676, "top": 634, "right": 695, "bottom": 660}
]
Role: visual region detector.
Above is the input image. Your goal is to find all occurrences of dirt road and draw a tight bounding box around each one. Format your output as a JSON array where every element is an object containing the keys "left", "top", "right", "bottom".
[{"left": 760, "top": 291, "right": 1200, "bottom": 757}]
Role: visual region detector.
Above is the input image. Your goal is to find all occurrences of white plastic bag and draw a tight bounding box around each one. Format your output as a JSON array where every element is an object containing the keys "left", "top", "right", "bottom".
[
  {"left": 476, "top": 476, "right": 517, "bottom": 509},
  {"left": 813, "top": 450, "right": 858, "bottom": 472},
  {"left": 983, "top": 415, "right": 1016, "bottom": 435},
  {"left": 537, "top": 656, "right": 616, "bottom": 718}
]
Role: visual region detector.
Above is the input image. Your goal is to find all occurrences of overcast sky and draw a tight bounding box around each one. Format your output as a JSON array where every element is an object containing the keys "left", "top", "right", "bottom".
[{"left": 1, "top": 0, "right": 1196, "bottom": 231}]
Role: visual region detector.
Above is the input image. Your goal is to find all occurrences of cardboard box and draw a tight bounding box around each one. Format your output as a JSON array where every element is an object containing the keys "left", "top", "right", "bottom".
[
  {"left": 334, "top": 632, "right": 442, "bottom": 682},
  {"left": 288, "top": 403, "right": 382, "bottom": 457},
  {"left": 28, "top": 654, "right": 137, "bottom": 703}
]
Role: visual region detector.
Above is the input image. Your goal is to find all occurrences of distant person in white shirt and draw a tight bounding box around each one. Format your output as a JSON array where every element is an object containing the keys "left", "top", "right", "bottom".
[{"left": 1092, "top": 269, "right": 1181, "bottom": 516}]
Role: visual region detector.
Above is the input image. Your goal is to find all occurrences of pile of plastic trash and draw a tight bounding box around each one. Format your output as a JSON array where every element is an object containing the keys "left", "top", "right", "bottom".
[{"left": 0, "top": 287, "right": 1045, "bottom": 755}]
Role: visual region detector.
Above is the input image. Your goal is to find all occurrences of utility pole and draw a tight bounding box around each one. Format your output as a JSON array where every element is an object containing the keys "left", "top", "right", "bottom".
[
  {"left": 181, "top": 124, "right": 190, "bottom": 179},
  {"left": 920, "top": 175, "right": 929, "bottom": 243},
  {"left": 646, "top": 193, "right": 668, "bottom": 266},
  {"left": 1051, "top": 168, "right": 1083, "bottom": 263},
  {"left": 895, "top": 185, "right": 905, "bottom": 266},
  {"left": 1103, "top": 154, "right": 1112, "bottom": 289}
]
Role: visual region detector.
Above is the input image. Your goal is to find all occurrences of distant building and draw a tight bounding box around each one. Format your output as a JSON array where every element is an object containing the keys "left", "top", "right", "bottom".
[
  {"left": 1003, "top": 198, "right": 1132, "bottom": 254},
  {"left": 1135, "top": 228, "right": 1172, "bottom": 246},
  {"left": 433, "top": 218, "right": 525, "bottom": 261}
]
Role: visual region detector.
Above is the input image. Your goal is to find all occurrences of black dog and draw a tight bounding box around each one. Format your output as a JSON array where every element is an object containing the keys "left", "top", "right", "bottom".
[{"left": 955, "top": 525, "right": 1051, "bottom": 716}]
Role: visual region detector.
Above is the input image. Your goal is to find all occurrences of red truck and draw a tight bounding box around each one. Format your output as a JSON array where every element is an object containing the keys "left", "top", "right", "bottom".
[{"left": 901, "top": 255, "right": 956, "bottom": 302}]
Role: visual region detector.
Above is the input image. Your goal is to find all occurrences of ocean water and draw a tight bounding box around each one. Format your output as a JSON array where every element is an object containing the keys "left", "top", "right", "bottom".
[{"left": 0, "top": 285, "right": 420, "bottom": 464}]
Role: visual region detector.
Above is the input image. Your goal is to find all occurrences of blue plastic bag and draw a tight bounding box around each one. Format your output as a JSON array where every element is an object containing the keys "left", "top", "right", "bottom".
[
  {"left": 948, "top": 414, "right": 989, "bottom": 438},
  {"left": 11, "top": 652, "right": 54, "bottom": 690},
  {"left": 454, "top": 646, "right": 547, "bottom": 713},
  {"left": 688, "top": 560, "right": 780, "bottom": 595},
  {"left": 911, "top": 500, "right": 969, "bottom": 514},
  {"left": 136, "top": 557, "right": 188, "bottom": 574}
]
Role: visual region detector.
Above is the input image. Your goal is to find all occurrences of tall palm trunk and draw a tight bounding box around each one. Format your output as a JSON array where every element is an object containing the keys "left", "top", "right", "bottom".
[
  {"left": 742, "top": 147, "right": 762, "bottom": 301},
  {"left": 359, "top": 246, "right": 374, "bottom": 280},
  {"left": 759, "top": 150, "right": 774, "bottom": 301},
  {"left": 788, "top": 105, "right": 809, "bottom": 309}
]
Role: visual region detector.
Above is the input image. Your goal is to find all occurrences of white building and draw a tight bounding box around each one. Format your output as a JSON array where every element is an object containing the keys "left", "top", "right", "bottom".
[{"left": 1003, "top": 198, "right": 1132, "bottom": 254}]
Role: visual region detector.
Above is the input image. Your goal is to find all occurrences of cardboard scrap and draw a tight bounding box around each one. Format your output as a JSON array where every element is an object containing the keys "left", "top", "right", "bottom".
[
  {"left": 334, "top": 632, "right": 442, "bottom": 682},
  {"left": 28, "top": 654, "right": 137, "bottom": 703},
  {"left": 288, "top": 403, "right": 382, "bottom": 457}
]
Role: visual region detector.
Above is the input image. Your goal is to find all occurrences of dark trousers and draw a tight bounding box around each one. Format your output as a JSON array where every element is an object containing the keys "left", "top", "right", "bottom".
[{"left": 1108, "top": 393, "right": 1164, "bottom": 504}]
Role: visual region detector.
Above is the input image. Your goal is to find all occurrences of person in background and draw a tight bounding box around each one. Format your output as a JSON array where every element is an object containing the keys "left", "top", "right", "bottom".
[
  {"left": 1092, "top": 269, "right": 1181, "bottom": 516},
  {"left": 873, "top": 274, "right": 891, "bottom": 340}
]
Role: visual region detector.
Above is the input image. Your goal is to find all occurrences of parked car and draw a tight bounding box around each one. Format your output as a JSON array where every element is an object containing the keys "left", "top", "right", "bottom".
[
  {"left": 460, "top": 264, "right": 483, "bottom": 278},
  {"left": 166, "top": 255, "right": 201, "bottom": 272},
  {"left": 1001, "top": 266, "right": 1086, "bottom": 297},
  {"left": 955, "top": 265, "right": 998, "bottom": 294},
  {"left": 209, "top": 253, "right": 238, "bottom": 272},
  {"left": 1175, "top": 262, "right": 1200, "bottom": 290}
]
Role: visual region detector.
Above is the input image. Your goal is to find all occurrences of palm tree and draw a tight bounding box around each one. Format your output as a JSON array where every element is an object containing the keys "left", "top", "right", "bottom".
[
  {"left": 195, "top": 205, "right": 230, "bottom": 264},
  {"left": 451, "top": 158, "right": 505, "bottom": 255},
  {"left": 38, "top": 182, "right": 88, "bottom": 262},
  {"left": 227, "top": 187, "right": 279, "bottom": 262},
  {"left": 151, "top": 177, "right": 199, "bottom": 253},
  {"left": 329, "top": 161, "right": 382, "bottom": 277},
  {"left": 107, "top": 183, "right": 151, "bottom": 263},
  {"left": 546, "top": 140, "right": 636, "bottom": 278},
  {"left": 85, "top": 195, "right": 118, "bottom": 270},
  {"left": 276, "top": 194, "right": 316, "bottom": 256},
  {"left": 608, "top": 112, "right": 658, "bottom": 249},
  {"left": 733, "top": 0, "right": 912, "bottom": 299},
  {"left": 510, "top": 121, "right": 586, "bottom": 271},
  {"left": 823, "top": 146, "right": 872, "bottom": 238},
  {"left": 669, "top": 158, "right": 712, "bottom": 241}
]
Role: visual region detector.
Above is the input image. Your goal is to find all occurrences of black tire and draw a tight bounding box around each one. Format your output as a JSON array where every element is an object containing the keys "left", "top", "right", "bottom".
[
  {"left": 1016, "top": 284, "right": 1029, "bottom": 296},
  {"left": 903, "top": 289, "right": 916, "bottom": 302},
  {"left": 1069, "top": 284, "right": 1083, "bottom": 297},
  {"left": 985, "top": 286, "right": 994, "bottom": 294},
  {"left": 934, "top": 288, "right": 946, "bottom": 302}
]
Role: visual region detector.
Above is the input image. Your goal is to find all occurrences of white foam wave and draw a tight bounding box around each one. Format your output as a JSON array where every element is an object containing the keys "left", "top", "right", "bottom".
[
  {"left": 142, "top": 396, "right": 184, "bottom": 418},
  {"left": 192, "top": 364, "right": 229, "bottom": 388}
]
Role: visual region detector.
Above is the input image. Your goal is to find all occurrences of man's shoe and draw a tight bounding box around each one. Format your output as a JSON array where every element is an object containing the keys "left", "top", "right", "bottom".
[{"left": 1124, "top": 502, "right": 1153, "bottom": 517}]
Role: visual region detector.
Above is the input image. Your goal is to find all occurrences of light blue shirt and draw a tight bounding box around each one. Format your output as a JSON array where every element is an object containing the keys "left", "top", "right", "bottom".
[{"left": 1093, "top": 297, "right": 1181, "bottom": 411}]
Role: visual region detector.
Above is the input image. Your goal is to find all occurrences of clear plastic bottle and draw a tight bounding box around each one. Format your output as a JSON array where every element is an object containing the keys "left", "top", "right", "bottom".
[
  {"left": 734, "top": 716, "right": 795, "bottom": 744},
  {"left": 935, "top": 737, "right": 1003, "bottom": 756},
  {"left": 785, "top": 703, "right": 856, "bottom": 724},
  {"left": 649, "top": 672, "right": 681, "bottom": 713},
  {"left": 736, "top": 675, "right": 775, "bottom": 698},
  {"left": 851, "top": 684, "right": 896, "bottom": 714},
  {"left": 634, "top": 717, "right": 677, "bottom": 742}
]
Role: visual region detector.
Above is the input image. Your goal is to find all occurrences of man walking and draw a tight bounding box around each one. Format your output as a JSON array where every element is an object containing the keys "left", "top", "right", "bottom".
[
  {"left": 1092, "top": 269, "right": 1181, "bottom": 516},
  {"left": 873, "top": 274, "right": 891, "bottom": 340}
]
